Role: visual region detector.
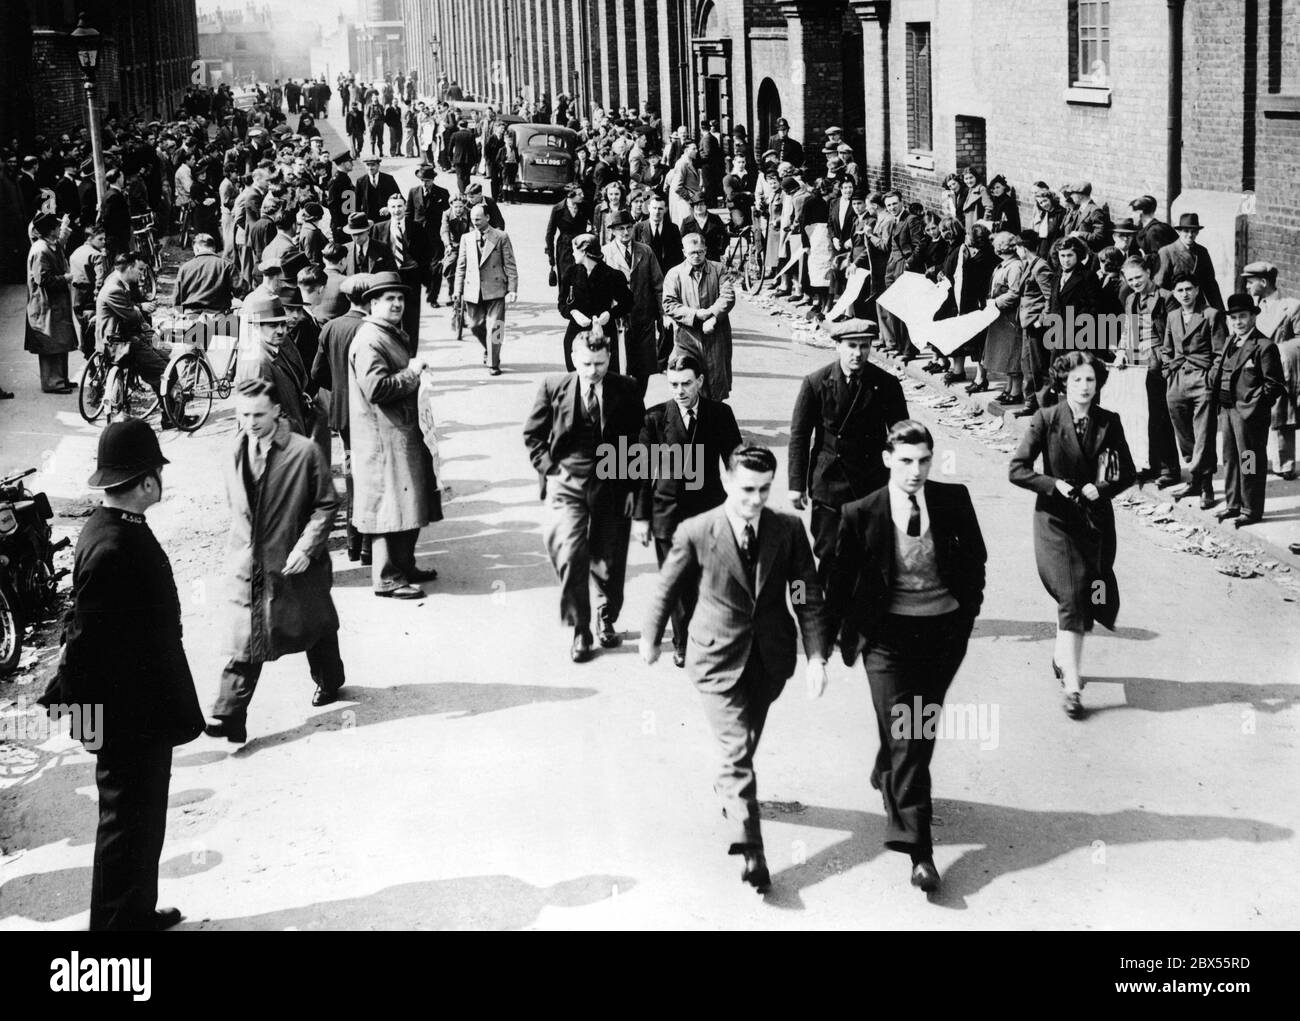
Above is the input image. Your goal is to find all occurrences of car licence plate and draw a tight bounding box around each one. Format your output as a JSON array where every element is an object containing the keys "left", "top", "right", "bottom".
[{"left": 535, "top": 157, "right": 564, "bottom": 166}]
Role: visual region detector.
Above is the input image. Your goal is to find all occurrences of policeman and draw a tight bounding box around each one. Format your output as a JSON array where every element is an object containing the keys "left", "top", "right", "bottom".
[{"left": 39, "top": 419, "right": 204, "bottom": 930}]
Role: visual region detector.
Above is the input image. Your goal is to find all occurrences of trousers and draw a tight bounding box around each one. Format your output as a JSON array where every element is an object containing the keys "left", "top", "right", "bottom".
[
  {"left": 697, "top": 650, "right": 774, "bottom": 852},
  {"left": 544, "top": 470, "right": 631, "bottom": 629},
  {"left": 1219, "top": 406, "right": 1270, "bottom": 518},
  {"left": 89, "top": 744, "right": 173, "bottom": 931},
  {"left": 1166, "top": 364, "right": 1217, "bottom": 486},
  {"left": 373, "top": 529, "right": 420, "bottom": 592},
  {"left": 655, "top": 533, "right": 699, "bottom": 652},
  {"left": 212, "top": 630, "right": 346, "bottom": 720}
]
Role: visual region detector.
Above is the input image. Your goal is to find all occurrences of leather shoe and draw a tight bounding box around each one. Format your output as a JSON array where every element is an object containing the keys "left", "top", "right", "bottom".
[
  {"left": 346, "top": 535, "right": 362, "bottom": 562},
  {"left": 1199, "top": 492, "right": 1217, "bottom": 510},
  {"left": 144, "top": 907, "right": 183, "bottom": 931},
  {"left": 1215, "top": 506, "right": 1241, "bottom": 522},
  {"left": 571, "top": 628, "right": 593, "bottom": 663},
  {"left": 1171, "top": 483, "right": 1196, "bottom": 502},
  {"left": 741, "top": 850, "right": 771, "bottom": 893},
  {"left": 204, "top": 718, "right": 247, "bottom": 744},
  {"left": 311, "top": 685, "right": 341, "bottom": 707},
  {"left": 672, "top": 649, "right": 686, "bottom": 669},
  {"left": 1013, "top": 404, "right": 1039, "bottom": 418},
  {"left": 910, "top": 860, "right": 940, "bottom": 892},
  {"left": 375, "top": 584, "right": 424, "bottom": 599},
  {"left": 359, "top": 546, "right": 373, "bottom": 566},
  {"left": 1233, "top": 515, "right": 1262, "bottom": 529},
  {"left": 409, "top": 566, "right": 439, "bottom": 582},
  {"left": 597, "top": 618, "right": 622, "bottom": 648},
  {"left": 1156, "top": 474, "right": 1182, "bottom": 489}
]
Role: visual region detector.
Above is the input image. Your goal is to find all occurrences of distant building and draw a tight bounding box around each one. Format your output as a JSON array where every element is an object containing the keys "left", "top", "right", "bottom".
[
  {"left": 1, "top": 0, "right": 200, "bottom": 143},
  {"left": 352, "top": 0, "right": 405, "bottom": 81},
  {"left": 198, "top": 3, "right": 318, "bottom": 86}
]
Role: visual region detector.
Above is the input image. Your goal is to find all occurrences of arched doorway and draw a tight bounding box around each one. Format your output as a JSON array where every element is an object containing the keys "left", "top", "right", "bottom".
[{"left": 757, "top": 78, "right": 781, "bottom": 153}]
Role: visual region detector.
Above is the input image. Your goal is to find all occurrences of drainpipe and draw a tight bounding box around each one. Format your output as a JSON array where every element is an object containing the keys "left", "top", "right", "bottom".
[{"left": 1167, "top": 0, "right": 1184, "bottom": 221}]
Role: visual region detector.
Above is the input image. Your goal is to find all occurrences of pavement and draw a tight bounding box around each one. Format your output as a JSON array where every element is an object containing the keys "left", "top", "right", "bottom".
[{"left": 1, "top": 113, "right": 1297, "bottom": 930}]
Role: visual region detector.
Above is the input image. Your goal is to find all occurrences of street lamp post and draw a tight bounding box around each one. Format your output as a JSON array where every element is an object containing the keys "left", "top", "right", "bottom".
[{"left": 70, "top": 12, "right": 106, "bottom": 206}]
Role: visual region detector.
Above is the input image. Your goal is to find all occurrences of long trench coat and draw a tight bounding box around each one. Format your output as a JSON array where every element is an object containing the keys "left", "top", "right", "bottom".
[
  {"left": 222, "top": 419, "right": 339, "bottom": 663},
  {"left": 662, "top": 258, "right": 736, "bottom": 400},
  {"left": 25, "top": 238, "right": 78, "bottom": 355},
  {"left": 348, "top": 315, "right": 443, "bottom": 534}
]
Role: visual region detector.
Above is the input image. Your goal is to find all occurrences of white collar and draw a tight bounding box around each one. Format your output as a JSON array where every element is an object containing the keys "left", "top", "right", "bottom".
[
  {"left": 724, "top": 504, "right": 759, "bottom": 543},
  {"left": 888, "top": 483, "right": 929, "bottom": 537}
]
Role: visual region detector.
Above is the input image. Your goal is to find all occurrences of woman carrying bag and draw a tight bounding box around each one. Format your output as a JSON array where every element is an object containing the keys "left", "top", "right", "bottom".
[{"left": 1009, "top": 351, "right": 1136, "bottom": 718}]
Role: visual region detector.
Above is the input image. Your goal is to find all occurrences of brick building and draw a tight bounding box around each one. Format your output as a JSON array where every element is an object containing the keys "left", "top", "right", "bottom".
[
  {"left": 401, "top": 0, "right": 1300, "bottom": 292},
  {"left": 2, "top": 0, "right": 200, "bottom": 145},
  {"left": 198, "top": 4, "right": 319, "bottom": 86}
]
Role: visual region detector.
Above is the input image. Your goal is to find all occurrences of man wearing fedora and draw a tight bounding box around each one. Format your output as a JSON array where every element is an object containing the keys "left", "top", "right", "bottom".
[
  {"left": 341, "top": 212, "right": 396, "bottom": 276},
  {"left": 1210, "top": 293, "right": 1288, "bottom": 527},
  {"left": 1242, "top": 261, "right": 1300, "bottom": 479},
  {"left": 602, "top": 209, "right": 663, "bottom": 396},
  {"left": 205, "top": 377, "right": 345, "bottom": 744},
  {"left": 1156, "top": 213, "right": 1224, "bottom": 310},
  {"left": 38, "top": 420, "right": 204, "bottom": 929},
  {"left": 406, "top": 163, "right": 452, "bottom": 309},
  {"left": 349, "top": 272, "right": 442, "bottom": 598},
  {"left": 355, "top": 155, "right": 400, "bottom": 223},
  {"left": 454, "top": 202, "right": 518, "bottom": 376},
  {"left": 371, "top": 193, "right": 424, "bottom": 353},
  {"left": 236, "top": 290, "right": 313, "bottom": 441}
]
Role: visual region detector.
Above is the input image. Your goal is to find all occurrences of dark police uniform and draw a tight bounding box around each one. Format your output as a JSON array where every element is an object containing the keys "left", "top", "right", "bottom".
[{"left": 41, "top": 505, "right": 204, "bottom": 930}]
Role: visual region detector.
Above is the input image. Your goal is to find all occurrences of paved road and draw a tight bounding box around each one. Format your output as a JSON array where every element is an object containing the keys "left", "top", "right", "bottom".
[{"left": 1, "top": 117, "right": 1297, "bottom": 930}]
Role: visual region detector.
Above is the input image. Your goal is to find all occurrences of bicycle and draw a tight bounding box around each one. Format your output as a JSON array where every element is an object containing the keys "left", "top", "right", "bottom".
[
  {"left": 723, "top": 222, "right": 765, "bottom": 294},
  {"left": 159, "top": 309, "right": 241, "bottom": 433},
  {"left": 132, "top": 213, "right": 162, "bottom": 295},
  {"left": 78, "top": 340, "right": 161, "bottom": 424}
]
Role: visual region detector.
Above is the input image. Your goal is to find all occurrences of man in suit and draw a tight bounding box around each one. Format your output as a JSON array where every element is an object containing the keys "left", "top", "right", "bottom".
[
  {"left": 355, "top": 155, "right": 400, "bottom": 222},
  {"left": 698, "top": 120, "right": 725, "bottom": 204},
  {"left": 55, "top": 158, "right": 84, "bottom": 251},
  {"left": 465, "top": 182, "right": 505, "bottom": 230},
  {"left": 172, "top": 233, "right": 237, "bottom": 312},
  {"left": 824, "top": 420, "right": 986, "bottom": 894},
  {"left": 449, "top": 119, "right": 479, "bottom": 195},
  {"left": 634, "top": 193, "right": 684, "bottom": 273},
  {"left": 1012, "top": 229, "right": 1059, "bottom": 417},
  {"left": 454, "top": 203, "right": 518, "bottom": 374},
  {"left": 1162, "top": 272, "right": 1227, "bottom": 508},
  {"left": 879, "top": 190, "right": 926, "bottom": 359},
  {"left": 524, "top": 331, "right": 646, "bottom": 661},
  {"left": 1061, "top": 181, "right": 1112, "bottom": 252},
  {"left": 633, "top": 352, "right": 742, "bottom": 667},
  {"left": 640, "top": 445, "right": 829, "bottom": 892},
  {"left": 38, "top": 420, "right": 204, "bottom": 929},
  {"left": 340, "top": 213, "right": 396, "bottom": 276},
  {"left": 602, "top": 209, "right": 663, "bottom": 395},
  {"left": 97, "top": 253, "right": 170, "bottom": 407},
  {"left": 679, "top": 192, "right": 728, "bottom": 261},
  {"left": 370, "top": 193, "right": 423, "bottom": 353},
  {"left": 1155, "top": 213, "right": 1224, "bottom": 311},
  {"left": 97, "top": 168, "right": 134, "bottom": 267},
  {"left": 1243, "top": 261, "right": 1300, "bottom": 479},
  {"left": 1129, "top": 194, "right": 1178, "bottom": 258},
  {"left": 1210, "top": 293, "right": 1288, "bottom": 526},
  {"left": 1121, "top": 256, "right": 1182, "bottom": 487},
  {"left": 789, "top": 332, "right": 909, "bottom": 583},
  {"left": 407, "top": 163, "right": 451, "bottom": 308}
]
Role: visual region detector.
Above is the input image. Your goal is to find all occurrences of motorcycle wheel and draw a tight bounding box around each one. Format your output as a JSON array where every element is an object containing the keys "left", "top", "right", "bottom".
[{"left": 0, "top": 584, "right": 21, "bottom": 677}]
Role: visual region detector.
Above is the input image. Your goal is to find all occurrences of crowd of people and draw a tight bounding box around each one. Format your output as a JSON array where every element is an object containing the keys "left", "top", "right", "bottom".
[{"left": 14, "top": 68, "right": 1300, "bottom": 929}]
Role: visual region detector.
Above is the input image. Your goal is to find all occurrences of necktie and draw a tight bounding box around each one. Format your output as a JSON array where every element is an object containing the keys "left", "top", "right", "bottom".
[
  {"left": 683, "top": 407, "right": 694, "bottom": 433},
  {"left": 740, "top": 523, "right": 757, "bottom": 578},
  {"left": 585, "top": 384, "right": 600, "bottom": 433},
  {"left": 392, "top": 223, "right": 404, "bottom": 265},
  {"left": 250, "top": 436, "right": 267, "bottom": 480},
  {"left": 907, "top": 495, "right": 921, "bottom": 538}
]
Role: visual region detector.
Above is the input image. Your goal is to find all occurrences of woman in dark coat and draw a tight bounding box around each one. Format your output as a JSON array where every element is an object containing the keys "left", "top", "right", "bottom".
[
  {"left": 986, "top": 174, "right": 1022, "bottom": 234},
  {"left": 1009, "top": 351, "right": 1136, "bottom": 718},
  {"left": 936, "top": 221, "right": 997, "bottom": 389},
  {"left": 545, "top": 185, "right": 590, "bottom": 289},
  {"left": 25, "top": 212, "right": 78, "bottom": 393},
  {"left": 558, "top": 233, "right": 631, "bottom": 371}
]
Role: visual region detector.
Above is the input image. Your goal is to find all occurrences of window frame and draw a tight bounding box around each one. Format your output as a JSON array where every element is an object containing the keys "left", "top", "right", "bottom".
[
  {"left": 905, "top": 21, "right": 933, "bottom": 157},
  {"left": 1069, "top": 0, "right": 1111, "bottom": 90}
]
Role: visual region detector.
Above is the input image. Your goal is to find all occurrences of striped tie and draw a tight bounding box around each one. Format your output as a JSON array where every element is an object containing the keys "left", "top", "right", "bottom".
[{"left": 392, "top": 223, "right": 404, "bottom": 266}]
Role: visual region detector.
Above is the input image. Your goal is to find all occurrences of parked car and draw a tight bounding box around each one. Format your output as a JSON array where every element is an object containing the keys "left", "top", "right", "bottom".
[{"left": 510, "top": 123, "right": 579, "bottom": 196}]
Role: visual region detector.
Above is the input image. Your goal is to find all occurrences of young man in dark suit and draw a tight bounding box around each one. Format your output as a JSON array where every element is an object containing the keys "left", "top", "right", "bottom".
[
  {"left": 632, "top": 352, "right": 743, "bottom": 667},
  {"left": 824, "top": 420, "right": 987, "bottom": 894},
  {"left": 641, "top": 445, "right": 829, "bottom": 893},
  {"left": 1210, "top": 293, "right": 1288, "bottom": 527},
  {"left": 1162, "top": 272, "right": 1227, "bottom": 508},
  {"left": 524, "top": 331, "right": 646, "bottom": 661},
  {"left": 406, "top": 163, "right": 451, "bottom": 308},
  {"left": 340, "top": 213, "right": 396, "bottom": 276},
  {"left": 789, "top": 332, "right": 909, "bottom": 583},
  {"left": 354, "top": 155, "right": 400, "bottom": 222},
  {"left": 634, "top": 193, "right": 685, "bottom": 272},
  {"left": 1155, "top": 213, "right": 1224, "bottom": 311}
]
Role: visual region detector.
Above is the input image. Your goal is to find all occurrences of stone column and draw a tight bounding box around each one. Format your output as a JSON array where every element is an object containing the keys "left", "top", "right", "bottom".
[{"left": 850, "top": 0, "right": 891, "bottom": 188}]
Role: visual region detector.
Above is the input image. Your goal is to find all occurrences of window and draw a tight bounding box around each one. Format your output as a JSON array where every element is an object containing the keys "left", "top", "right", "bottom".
[
  {"left": 1070, "top": 0, "right": 1110, "bottom": 87},
  {"left": 906, "top": 22, "right": 932, "bottom": 153}
]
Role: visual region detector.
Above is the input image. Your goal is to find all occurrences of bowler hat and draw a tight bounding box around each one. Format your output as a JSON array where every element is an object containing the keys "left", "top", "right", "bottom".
[
  {"left": 244, "top": 291, "right": 289, "bottom": 324},
  {"left": 1225, "top": 293, "right": 1260, "bottom": 315},
  {"left": 342, "top": 212, "right": 372, "bottom": 234},
  {"left": 1177, "top": 212, "right": 1203, "bottom": 230},
  {"left": 606, "top": 209, "right": 634, "bottom": 229},
  {"left": 415, "top": 163, "right": 439, "bottom": 179},
  {"left": 300, "top": 201, "right": 324, "bottom": 222},
  {"left": 31, "top": 212, "right": 59, "bottom": 236},
  {"left": 277, "top": 284, "right": 306, "bottom": 308},
  {"left": 280, "top": 252, "right": 309, "bottom": 282},
  {"left": 1242, "top": 260, "right": 1278, "bottom": 281},
  {"left": 363, "top": 272, "right": 409, "bottom": 303},
  {"left": 87, "top": 419, "right": 170, "bottom": 490}
]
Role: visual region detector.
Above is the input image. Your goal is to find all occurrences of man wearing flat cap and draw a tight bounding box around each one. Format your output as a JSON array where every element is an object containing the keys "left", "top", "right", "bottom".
[
  {"left": 1243, "top": 262, "right": 1300, "bottom": 478},
  {"left": 38, "top": 420, "right": 203, "bottom": 930},
  {"left": 1061, "top": 181, "right": 1112, "bottom": 253},
  {"left": 355, "top": 154, "right": 400, "bottom": 222},
  {"left": 1156, "top": 212, "right": 1224, "bottom": 310},
  {"left": 1209, "top": 293, "right": 1287, "bottom": 526}
]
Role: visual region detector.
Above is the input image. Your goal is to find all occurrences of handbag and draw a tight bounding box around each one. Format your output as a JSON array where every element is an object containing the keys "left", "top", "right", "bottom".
[
  {"left": 548, "top": 267, "right": 557, "bottom": 287},
  {"left": 1096, "top": 446, "right": 1121, "bottom": 486}
]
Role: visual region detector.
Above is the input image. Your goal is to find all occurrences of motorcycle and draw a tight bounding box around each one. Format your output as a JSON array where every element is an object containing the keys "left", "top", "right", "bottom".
[{"left": 0, "top": 468, "right": 70, "bottom": 676}]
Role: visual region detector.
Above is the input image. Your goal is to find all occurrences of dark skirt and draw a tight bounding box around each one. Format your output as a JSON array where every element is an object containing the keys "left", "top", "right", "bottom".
[{"left": 1032, "top": 502, "right": 1120, "bottom": 632}]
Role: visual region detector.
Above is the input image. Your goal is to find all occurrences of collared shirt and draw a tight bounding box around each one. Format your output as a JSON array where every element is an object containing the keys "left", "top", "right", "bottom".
[
  {"left": 724, "top": 504, "right": 759, "bottom": 547},
  {"left": 888, "top": 482, "right": 930, "bottom": 537},
  {"left": 581, "top": 376, "right": 604, "bottom": 420}
]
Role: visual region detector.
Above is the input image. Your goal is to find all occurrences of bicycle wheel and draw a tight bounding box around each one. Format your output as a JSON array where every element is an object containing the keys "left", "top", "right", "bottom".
[
  {"left": 77, "top": 352, "right": 109, "bottom": 423},
  {"left": 137, "top": 261, "right": 157, "bottom": 300},
  {"left": 163, "top": 352, "right": 214, "bottom": 432},
  {"left": 743, "top": 234, "right": 764, "bottom": 293},
  {"left": 109, "top": 369, "right": 160, "bottom": 422}
]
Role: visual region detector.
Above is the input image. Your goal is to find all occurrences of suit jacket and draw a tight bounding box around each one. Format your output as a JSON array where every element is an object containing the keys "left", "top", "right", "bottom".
[
  {"left": 342, "top": 237, "right": 396, "bottom": 276},
  {"left": 406, "top": 181, "right": 451, "bottom": 260},
  {"left": 634, "top": 398, "right": 742, "bottom": 536},
  {"left": 454, "top": 226, "right": 519, "bottom": 303},
  {"left": 1209, "top": 328, "right": 1287, "bottom": 424},
  {"left": 523, "top": 371, "right": 647, "bottom": 499},
  {"left": 173, "top": 252, "right": 237, "bottom": 311},
  {"left": 643, "top": 506, "right": 828, "bottom": 695},
  {"left": 789, "top": 359, "right": 910, "bottom": 506},
  {"left": 1136, "top": 217, "right": 1179, "bottom": 258},
  {"left": 449, "top": 128, "right": 479, "bottom": 167},
  {"left": 370, "top": 218, "right": 418, "bottom": 271},
  {"left": 1062, "top": 199, "right": 1112, "bottom": 251},
  {"left": 1051, "top": 265, "right": 1103, "bottom": 322},
  {"left": 828, "top": 197, "right": 857, "bottom": 249},
  {"left": 634, "top": 218, "right": 684, "bottom": 272},
  {"left": 95, "top": 270, "right": 149, "bottom": 344},
  {"left": 1155, "top": 240, "right": 1224, "bottom": 310},
  {"left": 1124, "top": 285, "right": 1176, "bottom": 367},
  {"left": 355, "top": 172, "right": 400, "bottom": 221},
  {"left": 825, "top": 481, "right": 987, "bottom": 663},
  {"left": 886, "top": 211, "right": 926, "bottom": 281},
  {"left": 1016, "top": 255, "right": 1056, "bottom": 328},
  {"left": 1161, "top": 302, "right": 1227, "bottom": 377},
  {"left": 679, "top": 212, "right": 728, "bottom": 261}
]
